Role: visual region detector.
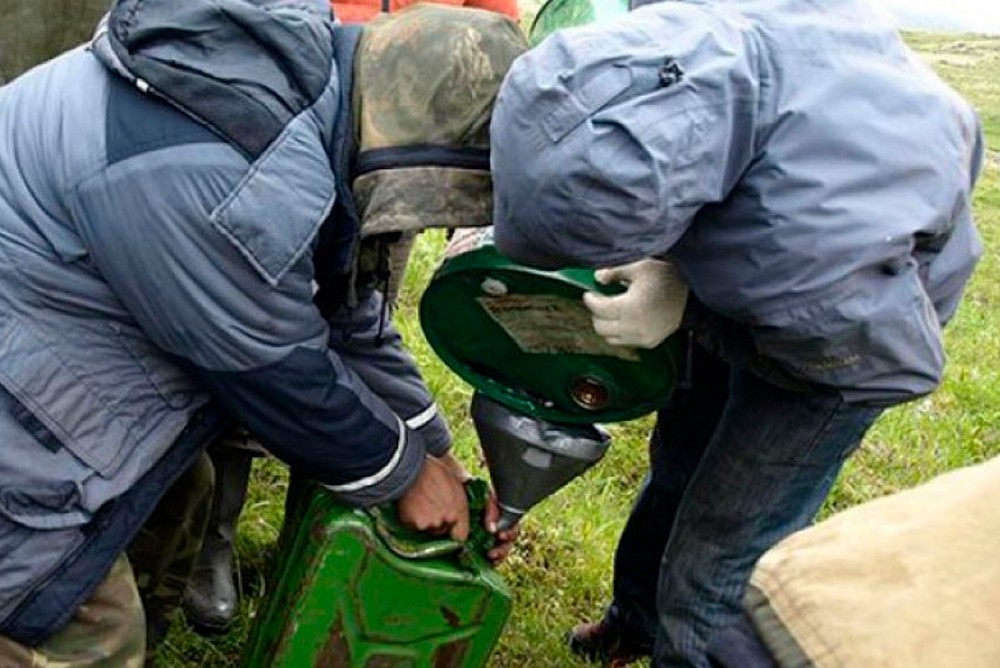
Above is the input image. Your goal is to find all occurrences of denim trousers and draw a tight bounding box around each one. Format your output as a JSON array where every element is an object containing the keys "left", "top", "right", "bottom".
[{"left": 608, "top": 338, "right": 882, "bottom": 668}]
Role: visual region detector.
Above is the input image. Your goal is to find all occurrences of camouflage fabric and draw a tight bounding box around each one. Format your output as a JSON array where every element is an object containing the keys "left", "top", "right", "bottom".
[
  {"left": 0, "top": 452, "right": 214, "bottom": 667},
  {"left": 353, "top": 231, "right": 419, "bottom": 309},
  {"left": 127, "top": 452, "right": 215, "bottom": 657},
  {"left": 352, "top": 4, "right": 528, "bottom": 237},
  {"left": 0, "top": 555, "right": 144, "bottom": 668},
  {"left": 385, "top": 231, "right": 416, "bottom": 307},
  {"left": 353, "top": 166, "right": 498, "bottom": 238}
]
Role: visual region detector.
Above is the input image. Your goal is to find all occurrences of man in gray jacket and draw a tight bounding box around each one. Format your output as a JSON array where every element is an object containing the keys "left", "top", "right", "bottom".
[
  {"left": 0, "top": 1, "right": 525, "bottom": 665},
  {"left": 490, "top": 0, "right": 983, "bottom": 666}
]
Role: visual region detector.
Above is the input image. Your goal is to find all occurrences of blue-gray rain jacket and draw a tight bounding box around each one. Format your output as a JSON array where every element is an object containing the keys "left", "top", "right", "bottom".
[
  {"left": 492, "top": 0, "right": 983, "bottom": 405},
  {"left": 0, "top": 0, "right": 450, "bottom": 642}
]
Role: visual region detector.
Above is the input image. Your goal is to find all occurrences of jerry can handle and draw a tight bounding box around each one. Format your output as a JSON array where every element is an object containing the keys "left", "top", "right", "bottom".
[
  {"left": 369, "top": 505, "right": 467, "bottom": 559},
  {"left": 366, "top": 479, "right": 494, "bottom": 561}
]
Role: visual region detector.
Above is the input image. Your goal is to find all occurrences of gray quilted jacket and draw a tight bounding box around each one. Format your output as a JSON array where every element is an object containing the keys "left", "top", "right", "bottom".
[{"left": 0, "top": 0, "right": 449, "bottom": 642}]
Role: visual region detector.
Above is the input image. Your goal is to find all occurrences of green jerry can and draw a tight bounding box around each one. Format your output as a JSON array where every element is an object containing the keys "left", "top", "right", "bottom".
[
  {"left": 242, "top": 479, "right": 510, "bottom": 668},
  {"left": 528, "top": 0, "right": 629, "bottom": 46}
]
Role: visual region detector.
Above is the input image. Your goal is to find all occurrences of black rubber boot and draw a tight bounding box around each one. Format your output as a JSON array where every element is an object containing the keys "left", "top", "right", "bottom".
[{"left": 182, "top": 447, "right": 253, "bottom": 634}]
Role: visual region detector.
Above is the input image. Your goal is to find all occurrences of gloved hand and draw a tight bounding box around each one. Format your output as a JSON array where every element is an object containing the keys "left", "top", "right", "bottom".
[{"left": 582, "top": 258, "right": 689, "bottom": 349}]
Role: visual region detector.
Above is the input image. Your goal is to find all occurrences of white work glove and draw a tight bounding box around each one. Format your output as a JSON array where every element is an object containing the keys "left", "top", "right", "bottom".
[{"left": 582, "top": 258, "right": 689, "bottom": 349}]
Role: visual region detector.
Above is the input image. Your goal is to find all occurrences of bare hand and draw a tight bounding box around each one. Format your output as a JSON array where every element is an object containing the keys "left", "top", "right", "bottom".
[
  {"left": 429, "top": 452, "right": 519, "bottom": 561},
  {"left": 483, "top": 491, "right": 520, "bottom": 564},
  {"left": 435, "top": 451, "right": 473, "bottom": 484},
  {"left": 397, "top": 456, "right": 470, "bottom": 541}
]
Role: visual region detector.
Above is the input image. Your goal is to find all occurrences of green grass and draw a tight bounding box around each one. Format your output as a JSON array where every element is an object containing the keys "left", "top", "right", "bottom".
[
  {"left": 157, "top": 32, "right": 1000, "bottom": 668},
  {"left": 906, "top": 32, "right": 1000, "bottom": 149}
]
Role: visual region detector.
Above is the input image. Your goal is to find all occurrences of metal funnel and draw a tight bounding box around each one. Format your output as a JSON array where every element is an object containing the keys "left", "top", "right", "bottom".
[{"left": 471, "top": 392, "right": 611, "bottom": 531}]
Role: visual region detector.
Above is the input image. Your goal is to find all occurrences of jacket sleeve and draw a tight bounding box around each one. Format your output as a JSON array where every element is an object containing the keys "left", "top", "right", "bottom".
[
  {"left": 919, "top": 108, "right": 985, "bottom": 326},
  {"left": 70, "top": 138, "right": 427, "bottom": 507},
  {"left": 326, "top": 289, "right": 452, "bottom": 456},
  {"left": 491, "top": 3, "right": 761, "bottom": 269}
]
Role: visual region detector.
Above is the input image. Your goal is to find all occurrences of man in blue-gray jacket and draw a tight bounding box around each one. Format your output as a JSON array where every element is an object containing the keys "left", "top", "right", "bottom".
[
  {"left": 490, "top": 0, "right": 984, "bottom": 666},
  {"left": 0, "top": 1, "right": 525, "bottom": 664}
]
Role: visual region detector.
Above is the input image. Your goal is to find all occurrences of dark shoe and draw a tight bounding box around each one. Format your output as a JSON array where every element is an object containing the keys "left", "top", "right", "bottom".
[
  {"left": 568, "top": 613, "right": 653, "bottom": 667},
  {"left": 182, "top": 447, "right": 253, "bottom": 634},
  {"left": 182, "top": 535, "right": 237, "bottom": 634}
]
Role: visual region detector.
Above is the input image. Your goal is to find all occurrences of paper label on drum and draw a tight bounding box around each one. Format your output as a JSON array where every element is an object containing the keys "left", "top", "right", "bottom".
[{"left": 477, "top": 294, "right": 640, "bottom": 362}]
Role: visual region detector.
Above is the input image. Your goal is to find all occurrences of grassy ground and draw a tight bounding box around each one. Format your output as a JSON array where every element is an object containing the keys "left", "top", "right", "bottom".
[{"left": 157, "top": 31, "right": 1000, "bottom": 668}]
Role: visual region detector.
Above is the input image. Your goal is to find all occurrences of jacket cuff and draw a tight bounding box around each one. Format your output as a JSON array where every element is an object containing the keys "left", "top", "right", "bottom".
[
  {"left": 323, "top": 417, "right": 427, "bottom": 507},
  {"left": 404, "top": 403, "right": 451, "bottom": 457}
]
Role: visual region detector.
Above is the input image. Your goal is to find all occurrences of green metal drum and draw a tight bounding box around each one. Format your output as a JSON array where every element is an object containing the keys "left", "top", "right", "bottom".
[
  {"left": 419, "top": 229, "right": 681, "bottom": 424},
  {"left": 243, "top": 480, "right": 509, "bottom": 668},
  {"left": 528, "top": 0, "right": 629, "bottom": 45}
]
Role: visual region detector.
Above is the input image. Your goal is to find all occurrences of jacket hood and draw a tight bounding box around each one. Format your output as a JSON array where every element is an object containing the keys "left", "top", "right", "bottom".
[
  {"left": 490, "top": 26, "right": 676, "bottom": 271},
  {"left": 91, "top": 0, "right": 335, "bottom": 159}
]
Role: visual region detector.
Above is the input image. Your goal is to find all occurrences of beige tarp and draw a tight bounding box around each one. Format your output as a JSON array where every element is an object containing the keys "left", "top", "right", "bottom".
[{"left": 746, "top": 455, "right": 1000, "bottom": 667}]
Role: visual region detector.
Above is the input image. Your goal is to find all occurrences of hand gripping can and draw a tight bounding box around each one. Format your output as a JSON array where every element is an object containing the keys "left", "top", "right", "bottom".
[{"left": 243, "top": 479, "right": 510, "bottom": 668}]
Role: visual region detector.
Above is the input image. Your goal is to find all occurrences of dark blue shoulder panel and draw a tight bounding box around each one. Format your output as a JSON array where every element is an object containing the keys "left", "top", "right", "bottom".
[
  {"left": 106, "top": 0, "right": 334, "bottom": 159},
  {"left": 105, "top": 75, "right": 223, "bottom": 166}
]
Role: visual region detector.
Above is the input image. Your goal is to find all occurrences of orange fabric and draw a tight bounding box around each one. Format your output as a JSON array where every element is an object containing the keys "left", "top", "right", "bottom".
[{"left": 332, "top": 0, "right": 519, "bottom": 24}]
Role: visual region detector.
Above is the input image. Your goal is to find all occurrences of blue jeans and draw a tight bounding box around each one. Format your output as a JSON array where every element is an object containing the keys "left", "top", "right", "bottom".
[{"left": 608, "top": 338, "right": 882, "bottom": 667}]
